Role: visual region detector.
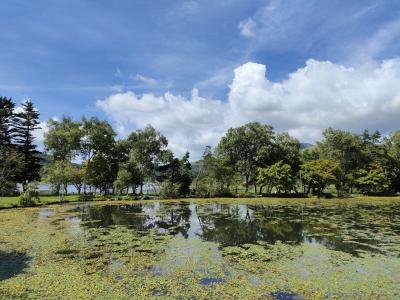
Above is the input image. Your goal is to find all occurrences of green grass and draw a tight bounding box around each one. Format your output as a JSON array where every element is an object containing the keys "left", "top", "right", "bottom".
[
  {"left": 0, "top": 195, "right": 80, "bottom": 208},
  {"left": 1, "top": 193, "right": 400, "bottom": 209}
]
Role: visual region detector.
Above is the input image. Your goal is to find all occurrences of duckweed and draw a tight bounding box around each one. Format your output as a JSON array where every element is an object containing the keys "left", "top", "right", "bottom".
[{"left": 0, "top": 198, "right": 400, "bottom": 299}]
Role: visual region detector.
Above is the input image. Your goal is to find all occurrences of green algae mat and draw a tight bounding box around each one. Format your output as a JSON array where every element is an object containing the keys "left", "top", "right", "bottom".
[{"left": 1, "top": 198, "right": 400, "bottom": 299}]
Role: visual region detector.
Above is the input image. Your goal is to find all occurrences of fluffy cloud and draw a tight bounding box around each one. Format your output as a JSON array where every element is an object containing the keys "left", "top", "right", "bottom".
[
  {"left": 227, "top": 59, "right": 400, "bottom": 141},
  {"left": 97, "top": 59, "right": 400, "bottom": 158},
  {"left": 96, "top": 89, "right": 226, "bottom": 157},
  {"left": 33, "top": 121, "right": 49, "bottom": 150}
]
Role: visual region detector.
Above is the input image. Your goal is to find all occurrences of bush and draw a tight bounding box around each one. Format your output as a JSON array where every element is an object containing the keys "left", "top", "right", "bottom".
[
  {"left": 19, "top": 182, "right": 40, "bottom": 207},
  {"left": 78, "top": 194, "right": 95, "bottom": 201},
  {"left": 194, "top": 180, "right": 211, "bottom": 198},
  {"left": 95, "top": 194, "right": 104, "bottom": 200},
  {"left": 19, "top": 193, "right": 37, "bottom": 206},
  {"left": 159, "top": 181, "right": 181, "bottom": 198},
  {"left": 210, "top": 185, "right": 233, "bottom": 197}
]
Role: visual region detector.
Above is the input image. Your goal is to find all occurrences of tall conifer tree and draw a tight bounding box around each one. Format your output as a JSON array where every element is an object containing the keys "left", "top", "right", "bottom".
[
  {"left": 0, "top": 96, "right": 16, "bottom": 146},
  {"left": 14, "top": 100, "right": 42, "bottom": 187}
]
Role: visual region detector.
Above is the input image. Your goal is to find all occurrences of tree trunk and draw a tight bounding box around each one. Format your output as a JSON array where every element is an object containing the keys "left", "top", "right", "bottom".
[
  {"left": 245, "top": 176, "right": 249, "bottom": 192},
  {"left": 293, "top": 185, "right": 298, "bottom": 194}
]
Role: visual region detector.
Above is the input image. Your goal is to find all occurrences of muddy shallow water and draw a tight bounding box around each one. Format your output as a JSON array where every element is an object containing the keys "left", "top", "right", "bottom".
[{"left": 1, "top": 198, "right": 400, "bottom": 299}]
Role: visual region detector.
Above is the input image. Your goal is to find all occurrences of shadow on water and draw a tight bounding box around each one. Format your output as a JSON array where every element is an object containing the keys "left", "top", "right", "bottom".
[
  {"left": 199, "top": 277, "right": 225, "bottom": 285},
  {"left": 271, "top": 291, "right": 304, "bottom": 300},
  {"left": 0, "top": 250, "right": 30, "bottom": 280}
]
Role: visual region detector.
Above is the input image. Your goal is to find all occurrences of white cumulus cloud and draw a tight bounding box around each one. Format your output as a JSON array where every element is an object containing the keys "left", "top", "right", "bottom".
[
  {"left": 96, "top": 88, "right": 226, "bottom": 158},
  {"left": 33, "top": 121, "right": 49, "bottom": 150},
  {"left": 97, "top": 59, "right": 400, "bottom": 159}
]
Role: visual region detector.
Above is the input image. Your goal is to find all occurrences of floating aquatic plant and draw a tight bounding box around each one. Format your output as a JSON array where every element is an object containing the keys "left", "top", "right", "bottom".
[{"left": 0, "top": 198, "right": 399, "bottom": 299}]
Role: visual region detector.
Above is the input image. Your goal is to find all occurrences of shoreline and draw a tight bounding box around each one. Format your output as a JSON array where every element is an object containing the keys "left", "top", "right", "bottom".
[{"left": 1, "top": 194, "right": 400, "bottom": 210}]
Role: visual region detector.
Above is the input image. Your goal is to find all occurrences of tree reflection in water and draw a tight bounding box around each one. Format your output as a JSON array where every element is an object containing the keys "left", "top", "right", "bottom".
[{"left": 75, "top": 201, "right": 400, "bottom": 256}]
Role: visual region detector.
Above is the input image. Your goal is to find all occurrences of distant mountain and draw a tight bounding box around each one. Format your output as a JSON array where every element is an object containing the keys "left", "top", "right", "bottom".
[{"left": 300, "top": 143, "right": 313, "bottom": 150}]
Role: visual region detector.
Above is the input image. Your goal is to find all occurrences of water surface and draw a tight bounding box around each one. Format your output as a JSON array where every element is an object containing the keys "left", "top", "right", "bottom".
[{"left": 1, "top": 198, "right": 400, "bottom": 299}]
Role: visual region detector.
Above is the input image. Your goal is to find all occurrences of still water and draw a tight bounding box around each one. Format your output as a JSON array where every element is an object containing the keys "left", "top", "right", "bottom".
[
  {"left": 76, "top": 201, "right": 400, "bottom": 257},
  {"left": 1, "top": 198, "right": 400, "bottom": 299}
]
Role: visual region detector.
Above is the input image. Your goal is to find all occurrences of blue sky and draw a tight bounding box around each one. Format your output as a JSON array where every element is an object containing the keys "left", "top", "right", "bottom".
[{"left": 1, "top": 1, "right": 400, "bottom": 157}]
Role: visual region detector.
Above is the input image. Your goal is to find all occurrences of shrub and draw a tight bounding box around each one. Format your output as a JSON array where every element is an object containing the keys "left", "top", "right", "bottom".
[
  {"left": 210, "top": 185, "right": 233, "bottom": 197},
  {"left": 194, "top": 180, "right": 211, "bottom": 198},
  {"left": 19, "top": 193, "right": 37, "bottom": 206},
  {"left": 78, "top": 194, "right": 95, "bottom": 201},
  {"left": 95, "top": 194, "right": 104, "bottom": 200},
  {"left": 159, "top": 181, "right": 181, "bottom": 198},
  {"left": 19, "top": 182, "right": 40, "bottom": 207}
]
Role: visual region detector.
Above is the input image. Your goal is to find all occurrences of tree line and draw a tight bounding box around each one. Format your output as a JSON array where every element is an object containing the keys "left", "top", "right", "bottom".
[
  {"left": 1, "top": 96, "right": 400, "bottom": 198},
  {"left": 0, "top": 97, "right": 41, "bottom": 194}
]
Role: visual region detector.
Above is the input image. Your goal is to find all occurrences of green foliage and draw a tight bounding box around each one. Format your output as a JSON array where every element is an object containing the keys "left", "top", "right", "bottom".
[
  {"left": 384, "top": 131, "right": 400, "bottom": 162},
  {"left": 44, "top": 116, "right": 82, "bottom": 161},
  {"left": 257, "top": 161, "right": 295, "bottom": 193},
  {"left": 68, "top": 164, "right": 84, "bottom": 194},
  {"left": 78, "top": 194, "right": 95, "bottom": 201},
  {"left": 192, "top": 146, "right": 238, "bottom": 197},
  {"left": 355, "top": 163, "right": 391, "bottom": 194},
  {"left": 301, "top": 159, "right": 339, "bottom": 195},
  {"left": 13, "top": 100, "right": 42, "bottom": 186},
  {"left": 216, "top": 122, "right": 276, "bottom": 192},
  {"left": 0, "top": 96, "right": 16, "bottom": 146},
  {"left": 114, "top": 168, "right": 132, "bottom": 194},
  {"left": 0, "top": 146, "right": 24, "bottom": 195},
  {"left": 275, "top": 133, "right": 301, "bottom": 172},
  {"left": 127, "top": 125, "right": 168, "bottom": 193},
  {"left": 384, "top": 131, "right": 400, "bottom": 191},
  {"left": 41, "top": 160, "right": 71, "bottom": 194},
  {"left": 159, "top": 180, "right": 181, "bottom": 198},
  {"left": 81, "top": 117, "right": 118, "bottom": 193},
  {"left": 4, "top": 90, "right": 400, "bottom": 199},
  {"left": 159, "top": 151, "right": 192, "bottom": 195},
  {"left": 18, "top": 182, "right": 40, "bottom": 206},
  {"left": 301, "top": 146, "right": 320, "bottom": 162},
  {"left": 81, "top": 117, "right": 117, "bottom": 161},
  {"left": 317, "top": 128, "right": 364, "bottom": 192}
]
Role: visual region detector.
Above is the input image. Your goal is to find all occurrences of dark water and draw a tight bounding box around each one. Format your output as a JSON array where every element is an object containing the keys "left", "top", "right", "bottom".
[{"left": 72, "top": 201, "right": 400, "bottom": 257}]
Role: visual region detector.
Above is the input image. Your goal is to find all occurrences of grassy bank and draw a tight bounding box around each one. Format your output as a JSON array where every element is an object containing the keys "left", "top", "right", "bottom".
[
  {"left": 0, "top": 195, "right": 81, "bottom": 208},
  {"left": 1, "top": 194, "right": 400, "bottom": 209}
]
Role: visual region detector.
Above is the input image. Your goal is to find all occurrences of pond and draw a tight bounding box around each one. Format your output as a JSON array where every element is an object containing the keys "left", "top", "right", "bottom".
[{"left": 1, "top": 198, "right": 400, "bottom": 299}]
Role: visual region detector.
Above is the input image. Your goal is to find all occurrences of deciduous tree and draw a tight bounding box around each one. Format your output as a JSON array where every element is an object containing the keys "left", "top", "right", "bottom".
[{"left": 301, "top": 159, "right": 339, "bottom": 196}]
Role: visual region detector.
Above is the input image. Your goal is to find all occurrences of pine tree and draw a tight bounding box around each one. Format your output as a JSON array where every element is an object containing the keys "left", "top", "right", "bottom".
[
  {"left": 0, "top": 96, "right": 16, "bottom": 146},
  {"left": 13, "top": 100, "right": 42, "bottom": 187}
]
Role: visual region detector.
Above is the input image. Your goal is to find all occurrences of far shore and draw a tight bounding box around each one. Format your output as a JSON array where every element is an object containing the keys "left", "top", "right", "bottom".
[{"left": 1, "top": 194, "right": 400, "bottom": 210}]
